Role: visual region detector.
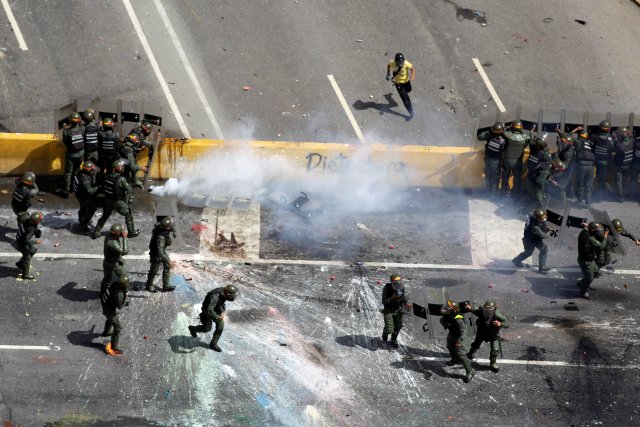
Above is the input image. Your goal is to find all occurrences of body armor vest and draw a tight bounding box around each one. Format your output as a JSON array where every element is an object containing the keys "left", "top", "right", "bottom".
[
  {"left": 614, "top": 138, "right": 634, "bottom": 166},
  {"left": 84, "top": 123, "right": 99, "bottom": 151},
  {"left": 100, "top": 131, "right": 118, "bottom": 153},
  {"left": 69, "top": 127, "right": 84, "bottom": 151},
  {"left": 103, "top": 174, "right": 122, "bottom": 200},
  {"left": 576, "top": 138, "right": 595, "bottom": 162}
]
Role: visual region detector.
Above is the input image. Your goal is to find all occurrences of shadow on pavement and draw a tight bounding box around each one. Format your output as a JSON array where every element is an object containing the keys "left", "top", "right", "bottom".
[
  {"left": 57, "top": 281, "right": 100, "bottom": 301},
  {"left": 390, "top": 358, "right": 458, "bottom": 381},
  {"left": 167, "top": 334, "right": 208, "bottom": 353},
  {"left": 484, "top": 259, "right": 519, "bottom": 276},
  {"left": 352, "top": 93, "right": 408, "bottom": 119},
  {"left": 334, "top": 334, "right": 383, "bottom": 351},
  {"left": 0, "top": 262, "right": 19, "bottom": 280},
  {"left": 42, "top": 212, "right": 91, "bottom": 237},
  {"left": 525, "top": 275, "right": 581, "bottom": 299},
  {"left": 67, "top": 325, "right": 103, "bottom": 349}
]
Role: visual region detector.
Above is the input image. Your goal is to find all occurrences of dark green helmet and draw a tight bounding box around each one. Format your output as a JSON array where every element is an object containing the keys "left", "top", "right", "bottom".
[
  {"left": 21, "top": 171, "right": 36, "bottom": 186},
  {"left": 69, "top": 112, "right": 82, "bottom": 123},
  {"left": 552, "top": 159, "right": 566, "bottom": 171},
  {"left": 30, "top": 211, "right": 43, "bottom": 225},
  {"left": 491, "top": 122, "right": 505, "bottom": 133},
  {"left": 561, "top": 134, "right": 575, "bottom": 145},
  {"left": 160, "top": 217, "right": 173, "bottom": 230},
  {"left": 83, "top": 109, "right": 95, "bottom": 122},
  {"left": 224, "top": 284, "right": 238, "bottom": 298},
  {"left": 578, "top": 129, "right": 589, "bottom": 140},
  {"left": 102, "top": 117, "right": 114, "bottom": 128},
  {"left": 533, "top": 208, "right": 547, "bottom": 221},
  {"left": 587, "top": 221, "right": 601, "bottom": 233},
  {"left": 81, "top": 161, "right": 95, "bottom": 173},
  {"left": 109, "top": 223, "right": 123, "bottom": 237},
  {"left": 140, "top": 120, "right": 152, "bottom": 133},
  {"left": 599, "top": 120, "right": 611, "bottom": 133},
  {"left": 611, "top": 219, "right": 623, "bottom": 233},
  {"left": 112, "top": 159, "right": 125, "bottom": 173},
  {"left": 119, "top": 275, "right": 130, "bottom": 288},
  {"left": 511, "top": 120, "right": 524, "bottom": 131},
  {"left": 533, "top": 132, "right": 549, "bottom": 149},
  {"left": 483, "top": 300, "right": 497, "bottom": 318},
  {"left": 618, "top": 126, "right": 631, "bottom": 138}
]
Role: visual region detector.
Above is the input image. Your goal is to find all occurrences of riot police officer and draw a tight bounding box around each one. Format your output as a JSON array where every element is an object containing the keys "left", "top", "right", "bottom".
[
  {"left": 577, "top": 222, "right": 608, "bottom": 299},
  {"left": 554, "top": 127, "right": 579, "bottom": 199},
  {"left": 146, "top": 217, "right": 176, "bottom": 293},
  {"left": 631, "top": 131, "right": 640, "bottom": 201},
  {"left": 380, "top": 274, "right": 412, "bottom": 349},
  {"left": 11, "top": 172, "right": 39, "bottom": 225},
  {"left": 478, "top": 122, "right": 506, "bottom": 198},
  {"left": 466, "top": 300, "right": 509, "bottom": 373},
  {"left": 73, "top": 161, "right": 100, "bottom": 232},
  {"left": 83, "top": 109, "right": 100, "bottom": 164},
  {"left": 98, "top": 117, "right": 119, "bottom": 182},
  {"left": 128, "top": 120, "right": 154, "bottom": 163},
  {"left": 100, "top": 223, "right": 128, "bottom": 299},
  {"left": 611, "top": 219, "right": 640, "bottom": 246},
  {"left": 60, "top": 112, "right": 85, "bottom": 198},
  {"left": 117, "top": 133, "right": 147, "bottom": 188},
  {"left": 512, "top": 208, "right": 557, "bottom": 273},
  {"left": 574, "top": 128, "right": 595, "bottom": 207},
  {"left": 440, "top": 301, "right": 475, "bottom": 383},
  {"left": 15, "top": 211, "right": 43, "bottom": 280},
  {"left": 612, "top": 127, "right": 634, "bottom": 202},
  {"left": 188, "top": 285, "right": 239, "bottom": 352},
  {"left": 526, "top": 157, "right": 565, "bottom": 211},
  {"left": 591, "top": 120, "right": 614, "bottom": 198},
  {"left": 93, "top": 159, "right": 140, "bottom": 239},
  {"left": 102, "top": 274, "right": 130, "bottom": 356},
  {"left": 526, "top": 132, "right": 550, "bottom": 180},
  {"left": 501, "top": 120, "right": 531, "bottom": 197}
]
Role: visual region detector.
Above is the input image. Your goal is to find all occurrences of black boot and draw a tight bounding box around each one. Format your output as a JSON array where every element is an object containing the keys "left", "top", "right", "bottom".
[
  {"left": 390, "top": 333, "right": 399, "bottom": 349},
  {"left": 382, "top": 332, "right": 388, "bottom": 342},
  {"left": 188, "top": 326, "right": 197, "bottom": 338},
  {"left": 464, "top": 369, "right": 476, "bottom": 383}
]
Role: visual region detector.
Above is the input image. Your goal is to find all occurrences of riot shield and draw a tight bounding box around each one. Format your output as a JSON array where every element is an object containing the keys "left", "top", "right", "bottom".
[{"left": 589, "top": 207, "right": 626, "bottom": 255}]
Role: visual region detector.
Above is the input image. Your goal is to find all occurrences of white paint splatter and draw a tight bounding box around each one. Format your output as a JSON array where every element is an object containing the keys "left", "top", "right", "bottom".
[
  {"left": 221, "top": 364, "right": 237, "bottom": 379},
  {"left": 324, "top": 317, "right": 332, "bottom": 324}
]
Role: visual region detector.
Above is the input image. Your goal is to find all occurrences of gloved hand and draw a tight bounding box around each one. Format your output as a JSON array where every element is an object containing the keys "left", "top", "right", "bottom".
[
  {"left": 385, "top": 74, "right": 391, "bottom": 81},
  {"left": 35, "top": 229, "right": 42, "bottom": 238}
]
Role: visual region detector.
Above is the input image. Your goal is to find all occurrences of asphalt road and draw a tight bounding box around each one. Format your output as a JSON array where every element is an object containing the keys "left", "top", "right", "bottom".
[
  {"left": 0, "top": 177, "right": 639, "bottom": 426},
  {"left": 1, "top": 1, "right": 640, "bottom": 144}
]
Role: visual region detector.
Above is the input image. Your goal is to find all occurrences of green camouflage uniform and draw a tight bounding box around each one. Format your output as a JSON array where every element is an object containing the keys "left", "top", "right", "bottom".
[
  {"left": 191, "top": 288, "right": 232, "bottom": 348},
  {"left": 468, "top": 308, "right": 509, "bottom": 364},
  {"left": 73, "top": 169, "right": 99, "bottom": 229},
  {"left": 15, "top": 216, "right": 41, "bottom": 277},
  {"left": 440, "top": 312, "right": 473, "bottom": 375},
  {"left": 381, "top": 281, "right": 410, "bottom": 345},
  {"left": 101, "top": 281, "right": 128, "bottom": 350},
  {"left": 62, "top": 124, "right": 85, "bottom": 193},
  {"left": 577, "top": 229, "right": 607, "bottom": 296},
  {"left": 93, "top": 172, "right": 135, "bottom": 237},
  {"left": 100, "top": 234, "right": 128, "bottom": 298},
  {"left": 146, "top": 223, "right": 173, "bottom": 291}
]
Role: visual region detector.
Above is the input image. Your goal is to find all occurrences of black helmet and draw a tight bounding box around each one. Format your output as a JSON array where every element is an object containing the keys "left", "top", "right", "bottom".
[
  {"left": 534, "top": 132, "right": 549, "bottom": 149},
  {"left": 119, "top": 275, "right": 130, "bottom": 289},
  {"left": 491, "top": 122, "right": 505, "bottom": 134},
  {"left": 394, "top": 52, "right": 405, "bottom": 65},
  {"left": 102, "top": 117, "right": 114, "bottom": 129},
  {"left": 160, "top": 217, "right": 173, "bottom": 230},
  {"left": 511, "top": 120, "right": 523, "bottom": 131},
  {"left": 140, "top": 120, "right": 152, "bottom": 133},
  {"left": 112, "top": 159, "right": 125, "bottom": 173},
  {"left": 84, "top": 109, "right": 95, "bottom": 122},
  {"left": 110, "top": 223, "right": 123, "bottom": 237},
  {"left": 30, "top": 211, "right": 43, "bottom": 225},
  {"left": 224, "top": 284, "right": 239, "bottom": 298},
  {"left": 126, "top": 133, "right": 140, "bottom": 145},
  {"left": 81, "top": 161, "right": 95, "bottom": 173},
  {"left": 587, "top": 221, "right": 601, "bottom": 233},
  {"left": 483, "top": 300, "right": 497, "bottom": 318},
  {"left": 552, "top": 159, "right": 566, "bottom": 171},
  {"left": 21, "top": 172, "right": 36, "bottom": 186},
  {"left": 533, "top": 209, "right": 547, "bottom": 221},
  {"left": 611, "top": 219, "right": 623, "bottom": 233},
  {"left": 599, "top": 120, "right": 611, "bottom": 133},
  {"left": 69, "top": 112, "right": 82, "bottom": 124}
]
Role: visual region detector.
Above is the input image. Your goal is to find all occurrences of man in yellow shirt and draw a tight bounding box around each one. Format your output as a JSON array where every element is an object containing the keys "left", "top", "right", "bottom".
[{"left": 386, "top": 53, "right": 415, "bottom": 120}]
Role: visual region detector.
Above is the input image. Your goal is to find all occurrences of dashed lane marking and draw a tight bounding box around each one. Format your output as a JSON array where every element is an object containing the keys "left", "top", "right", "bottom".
[
  {"left": 0, "top": 345, "right": 60, "bottom": 351},
  {"left": 407, "top": 356, "right": 640, "bottom": 370},
  {"left": 327, "top": 74, "right": 366, "bottom": 143},
  {"left": 153, "top": 0, "right": 225, "bottom": 139},
  {"left": 1, "top": 0, "right": 28, "bottom": 50},
  {"left": 472, "top": 58, "right": 506, "bottom": 113},
  {"left": 122, "top": 0, "right": 191, "bottom": 138}
]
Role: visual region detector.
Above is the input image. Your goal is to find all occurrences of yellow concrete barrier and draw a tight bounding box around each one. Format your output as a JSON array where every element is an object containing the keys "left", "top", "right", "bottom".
[{"left": 0, "top": 133, "right": 484, "bottom": 188}]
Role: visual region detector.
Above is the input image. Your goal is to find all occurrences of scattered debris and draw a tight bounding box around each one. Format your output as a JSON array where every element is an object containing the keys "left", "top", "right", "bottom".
[
  {"left": 574, "top": 19, "right": 586, "bottom": 25},
  {"left": 242, "top": 86, "right": 251, "bottom": 91},
  {"left": 184, "top": 276, "right": 193, "bottom": 281},
  {"left": 543, "top": 17, "right": 553, "bottom": 23},
  {"left": 143, "top": 335, "right": 149, "bottom": 340},
  {"left": 488, "top": 283, "right": 494, "bottom": 288},
  {"left": 521, "top": 289, "right": 529, "bottom": 293},
  {"left": 389, "top": 245, "right": 395, "bottom": 249},
  {"left": 356, "top": 39, "right": 363, "bottom": 42},
  {"left": 191, "top": 223, "right": 208, "bottom": 233},
  {"left": 213, "top": 231, "right": 246, "bottom": 257},
  {"left": 163, "top": 389, "right": 172, "bottom": 399},
  {"left": 0, "top": 189, "right": 7, "bottom": 194},
  {"left": 54, "top": 242, "right": 60, "bottom": 247}
]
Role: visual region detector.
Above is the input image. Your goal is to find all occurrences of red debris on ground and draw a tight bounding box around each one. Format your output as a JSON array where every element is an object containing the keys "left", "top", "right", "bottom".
[
  {"left": 184, "top": 276, "right": 193, "bottom": 281},
  {"left": 143, "top": 336, "right": 148, "bottom": 340},
  {"left": 521, "top": 289, "right": 529, "bottom": 293},
  {"left": 330, "top": 275, "right": 335, "bottom": 281},
  {"left": 191, "top": 223, "right": 208, "bottom": 233},
  {"left": 488, "top": 283, "right": 494, "bottom": 288},
  {"left": 242, "top": 85, "right": 251, "bottom": 91},
  {"left": 54, "top": 242, "right": 60, "bottom": 247},
  {"left": 389, "top": 245, "right": 395, "bottom": 249},
  {"left": 624, "top": 283, "right": 628, "bottom": 289}
]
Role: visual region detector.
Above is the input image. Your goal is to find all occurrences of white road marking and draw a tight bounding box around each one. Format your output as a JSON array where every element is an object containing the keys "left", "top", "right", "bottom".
[
  {"left": 1, "top": 0, "right": 27, "bottom": 50},
  {"left": 153, "top": 0, "right": 225, "bottom": 139},
  {"left": 472, "top": 58, "right": 506, "bottom": 113},
  {"left": 122, "top": 0, "right": 191, "bottom": 138},
  {"left": 0, "top": 251, "right": 635, "bottom": 275},
  {"left": 327, "top": 74, "right": 366, "bottom": 143},
  {"left": 0, "top": 345, "right": 58, "bottom": 351},
  {"left": 407, "top": 356, "right": 640, "bottom": 370}
]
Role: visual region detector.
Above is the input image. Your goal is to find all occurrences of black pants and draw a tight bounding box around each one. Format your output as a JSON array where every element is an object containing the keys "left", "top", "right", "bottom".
[{"left": 394, "top": 82, "right": 413, "bottom": 115}]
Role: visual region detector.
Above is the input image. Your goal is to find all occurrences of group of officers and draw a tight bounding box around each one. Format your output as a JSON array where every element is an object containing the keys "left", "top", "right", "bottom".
[
  {"left": 479, "top": 120, "right": 640, "bottom": 207},
  {"left": 513, "top": 208, "right": 639, "bottom": 299},
  {"left": 381, "top": 275, "right": 508, "bottom": 383},
  {"left": 10, "top": 111, "right": 238, "bottom": 356}
]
